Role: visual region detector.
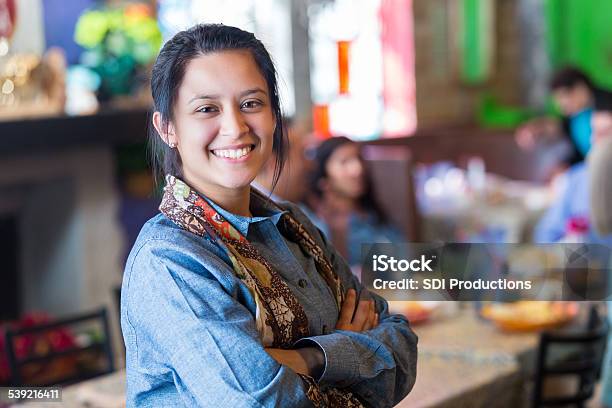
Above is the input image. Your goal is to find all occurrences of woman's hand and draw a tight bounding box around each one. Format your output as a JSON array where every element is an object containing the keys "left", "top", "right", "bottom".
[
  {"left": 265, "top": 347, "right": 324, "bottom": 377},
  {"left": 335, "top": 289, "right": 379, "bottom": 332},
  {"left": 515, "top": 117, "right": 561, "bottom": 150}
]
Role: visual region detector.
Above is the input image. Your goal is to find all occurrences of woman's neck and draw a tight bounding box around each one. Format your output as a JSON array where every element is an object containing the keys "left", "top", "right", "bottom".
[
  {"left": 211, "top": 188, "right": 252, "bottom": 217},
  {"left": 185, "top": 176, "right": 252, "bottom": 217}
]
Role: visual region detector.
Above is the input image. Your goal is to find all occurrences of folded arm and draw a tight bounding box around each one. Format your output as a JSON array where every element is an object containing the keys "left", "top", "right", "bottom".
[{"left": 288, "top": 211, "right": 419, "bottom": 408}]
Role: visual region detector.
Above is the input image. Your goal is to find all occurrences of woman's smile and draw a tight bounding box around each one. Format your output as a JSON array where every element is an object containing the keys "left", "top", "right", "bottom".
[{"left": 210, "top": 143, "right": 256, "bottom": 162}]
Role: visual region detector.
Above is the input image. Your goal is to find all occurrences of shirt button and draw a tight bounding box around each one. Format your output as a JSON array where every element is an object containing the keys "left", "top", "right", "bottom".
[
  {"left": 298, "top": 279, "right": 308, "bottom": 288},
  {"left": 322, "top": 325, "right": 328, "bottom": 334}
]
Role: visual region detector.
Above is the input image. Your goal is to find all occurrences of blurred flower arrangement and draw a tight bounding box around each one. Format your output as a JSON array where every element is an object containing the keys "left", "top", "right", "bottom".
[
  {"left": 73, "top": 3, "right": 162, "bottom": 102},
  {"left": 0, "top": 313, "right": 105, "bottom": 386},
  {"left": 0, "top": 313, "right": 77, "bottom": 385}
]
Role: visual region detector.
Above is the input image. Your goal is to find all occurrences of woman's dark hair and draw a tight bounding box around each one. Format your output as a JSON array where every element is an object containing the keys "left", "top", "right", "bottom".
[
  {"left": 148, "top": 24, "right": 287, "bottom": 189},
  {"left": 550, "top": 66, "right": 594, "bottom": 91},
  {"left": 308, "top": 136, "right": 389, "bottom": 224}
]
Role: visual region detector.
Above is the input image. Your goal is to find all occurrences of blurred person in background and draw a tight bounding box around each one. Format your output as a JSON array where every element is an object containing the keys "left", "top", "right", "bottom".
[
  {"left": 534, "top": 108, "right": 612, "bottom": 243},
  {"left": 122, "top": 24, "right": 417, "bottom": 407},
  {"left": 252, "top": 117, "right": 310, "bottom": 202},
  {"left": 304, "top": 136, "right": 404, "bottom": 267},
  {"left": 588, "top": 134, "right": 612, "bottom": 408},
  {"left": 516, "top": 67, "right": 612, "bottom": 166}
]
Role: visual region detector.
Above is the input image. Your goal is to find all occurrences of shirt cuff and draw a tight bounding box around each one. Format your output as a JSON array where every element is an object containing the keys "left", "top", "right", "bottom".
[{"left": 295, "top": 332, "right": 359, "bottom": 386}]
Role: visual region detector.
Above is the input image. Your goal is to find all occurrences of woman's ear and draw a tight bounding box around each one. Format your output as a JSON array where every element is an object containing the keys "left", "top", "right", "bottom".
[{"left": 152, "top": 111, "right": 177, "bottom": 147}]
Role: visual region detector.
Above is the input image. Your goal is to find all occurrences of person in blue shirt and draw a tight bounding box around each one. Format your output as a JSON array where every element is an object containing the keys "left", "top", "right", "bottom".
[
  {"left": 516, "top": 67, "right": 612, "bottom": 167},
  {"left": 533, "top": 161, "right": 589, "bottom": 243},
  {"left": 533, "top": 109, "right": 612, "bottom": 244},
  {"left": 303, "top": 137, "right": 404, "bottom": 267},
  {"left": 121, "top": 24, "right": 417, "bottom": 407}
]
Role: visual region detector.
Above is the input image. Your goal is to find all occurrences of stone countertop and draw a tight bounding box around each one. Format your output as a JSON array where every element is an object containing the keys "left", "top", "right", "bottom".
[{"left": 397, "top": 306, "right": 539, "bottom": 407}]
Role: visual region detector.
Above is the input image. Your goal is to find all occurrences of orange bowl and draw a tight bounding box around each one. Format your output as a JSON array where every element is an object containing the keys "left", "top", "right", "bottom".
[
  {"left": 481, "top": 301, "right": 578, "bottom": 332},
  {"left": 388, "top": 301, "right": 439, "bottom": 325}
]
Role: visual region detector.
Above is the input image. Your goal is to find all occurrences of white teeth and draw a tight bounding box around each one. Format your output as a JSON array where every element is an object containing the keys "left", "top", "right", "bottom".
[{"left": 212, "top": 145, "right": 253, "bottom": 159}]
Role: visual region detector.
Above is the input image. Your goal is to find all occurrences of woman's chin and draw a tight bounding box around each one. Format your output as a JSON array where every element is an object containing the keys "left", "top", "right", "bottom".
[{"left": 220, "top": 176, "right": 258, "bottom": 190}]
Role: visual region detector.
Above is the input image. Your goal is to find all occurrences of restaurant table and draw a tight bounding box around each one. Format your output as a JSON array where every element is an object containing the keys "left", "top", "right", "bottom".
[
  {"left": 396, "top": 305, "right": 539, "bottom": 407},
  {"left": 422, "top": 199, "right": 546, "bottom": 243},
  {"left": 418, "top": 172, "right": 551, "bottom": 243},
  {"left": 11, "top": 306, "right": 590, "bottom": 408}
]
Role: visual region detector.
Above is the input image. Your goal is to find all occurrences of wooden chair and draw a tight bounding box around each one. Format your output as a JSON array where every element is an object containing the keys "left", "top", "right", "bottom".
[
  {"left": 532, "top": 304, "right": 610, "bottom": 407},
  {"left": 362, "top": 144, "right": 421, "bottom": 242},
  {"left": 4, "top": 308, "right": 114, "bottom": 387},
  {"left": 363, "top": 127, "right": 571, "bottom": 183}
]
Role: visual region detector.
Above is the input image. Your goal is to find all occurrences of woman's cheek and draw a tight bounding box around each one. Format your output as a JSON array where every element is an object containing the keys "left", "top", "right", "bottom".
[{"left": 190, "top": 129, "right": 217, "bottom": 153}]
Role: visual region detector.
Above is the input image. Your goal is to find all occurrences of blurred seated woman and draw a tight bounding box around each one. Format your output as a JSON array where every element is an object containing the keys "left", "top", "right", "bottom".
[
  {"left": 304, "top": 137, "right": 404, "bottom": 267},
  {"left": 121, "top": 24, "right": 417, "bottom": 407}
]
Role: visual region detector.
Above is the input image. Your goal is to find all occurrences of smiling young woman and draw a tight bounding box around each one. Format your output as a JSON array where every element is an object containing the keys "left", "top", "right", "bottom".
[{"left": 121, "top": 24, "right": 417, "bottom": 407}]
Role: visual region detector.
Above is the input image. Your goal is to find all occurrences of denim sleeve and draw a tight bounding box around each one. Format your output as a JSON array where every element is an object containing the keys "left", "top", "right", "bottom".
[
  {"left": 286, "top": 204, "right": 418, "bottom": 408},
  {"left": 122, "top": 239, "right": 312, "bottom": 408}
]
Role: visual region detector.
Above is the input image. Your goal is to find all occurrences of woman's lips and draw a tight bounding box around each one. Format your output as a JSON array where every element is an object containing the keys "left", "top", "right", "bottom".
[{"left": 210, "top": 144, "right": 255, "bottom": 161}]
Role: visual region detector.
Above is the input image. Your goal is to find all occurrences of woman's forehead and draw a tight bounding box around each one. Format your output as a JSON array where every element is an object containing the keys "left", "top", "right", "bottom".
[
  {"left": 330, "top": 143, "right": 360, "bottom": 161},
  {"left": 179, "top": 50, "right": 268, "bottom": 100}
]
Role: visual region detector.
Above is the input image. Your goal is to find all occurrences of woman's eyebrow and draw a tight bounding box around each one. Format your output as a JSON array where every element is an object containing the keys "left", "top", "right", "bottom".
[
  {"left": 188, "top": 88, "right": 267, "bottom": 104},
  {"left": 189, "top": 93, "right": 220, "bottom": 103},
  {"left": 240, "top": 88, "right": 267, "bottom": 98}
]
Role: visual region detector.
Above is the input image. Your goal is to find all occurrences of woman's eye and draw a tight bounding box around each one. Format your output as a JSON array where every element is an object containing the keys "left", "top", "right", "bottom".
[
  {"left": 196, "top": 106, "right": 218, "bottom": 113},
  {"left": 241, "top": 100, "right": 263, "bottom": 110}
]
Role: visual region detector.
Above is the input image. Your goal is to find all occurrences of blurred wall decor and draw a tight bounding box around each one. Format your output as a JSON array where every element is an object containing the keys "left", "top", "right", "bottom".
[
  {"left": 157, "top": 0, "right": 296, "bottom": 116},
  {"left": 381, "top": 0, "right": 417, "bottom": 137},
  {"left": 456, "top": 0, "right": 495, "bottom": 85},
  {"left": 0, "top": 48, "right": 66, "bottom": 120},
  {"left": 545, "top": 0, "right": 612, "bottom": 89},
  {"left": 73, "top": 2, "right": 161, "bottom": 107},
  {"left": 309, "top": 0, "right": 390, "bottom": 139},
  {"left": 0, "top": 0, "right": 16, "bottom": 40},
  {"left": 0, "top": 0, "right": 66, "bottom": 120}
]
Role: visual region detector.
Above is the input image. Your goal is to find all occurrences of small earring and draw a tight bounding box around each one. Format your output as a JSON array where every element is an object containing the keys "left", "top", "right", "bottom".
[{"left": 169, "top": 142, "right": 177, "bottom": 149}]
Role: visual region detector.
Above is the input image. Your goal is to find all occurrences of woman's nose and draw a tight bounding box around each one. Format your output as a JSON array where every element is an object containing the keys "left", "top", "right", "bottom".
[
  {"left": 349, "top": 159, "right": 365, "bottom": 177},
  {"left": 220, "top": 108, "right": 249, "bottom": 138}
]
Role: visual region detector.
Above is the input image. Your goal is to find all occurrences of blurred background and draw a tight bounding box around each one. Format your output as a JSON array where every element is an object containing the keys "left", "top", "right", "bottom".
[{"left": 1, "top": 0, "right": 612, "bottom": 407}]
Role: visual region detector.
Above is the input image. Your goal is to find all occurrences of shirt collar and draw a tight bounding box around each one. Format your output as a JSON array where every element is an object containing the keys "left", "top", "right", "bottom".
[{"left": 203, "top": 187, "right": 287, "bottom": 237}]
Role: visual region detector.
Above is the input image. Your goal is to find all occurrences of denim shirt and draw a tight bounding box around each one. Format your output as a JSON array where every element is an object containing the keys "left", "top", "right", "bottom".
[
  {"left": 121, "top": 192, "right": 418, "bottom": 407},
  {"left": 534, "top": 162, "right": 589, "bottom": 243}
]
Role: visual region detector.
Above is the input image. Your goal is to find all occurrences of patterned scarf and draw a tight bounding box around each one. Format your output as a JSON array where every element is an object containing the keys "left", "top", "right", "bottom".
[{"left": 159, "top": 176, "right": 365, "bottom": 407}]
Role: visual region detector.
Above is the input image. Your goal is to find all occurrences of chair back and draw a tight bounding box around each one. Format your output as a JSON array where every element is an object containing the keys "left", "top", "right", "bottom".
[
  {"left": 532, "top": 304, "right": 610, "bottom": 407},
  {"left": 362, "top": 144, "right": 420, "bottom": 241},
  {"left": 4, "top": 308, "right": 114, "bottom": 387}
]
